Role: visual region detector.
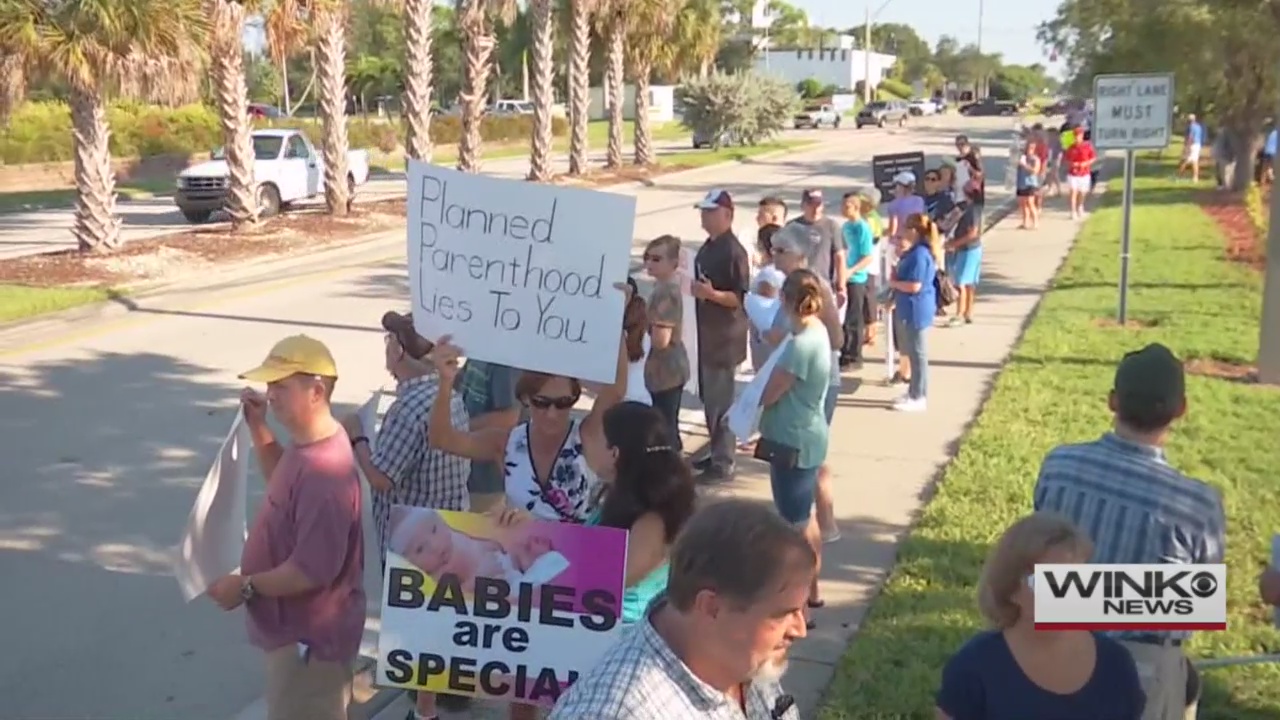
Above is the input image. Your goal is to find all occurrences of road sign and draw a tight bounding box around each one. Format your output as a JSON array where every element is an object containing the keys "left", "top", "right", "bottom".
[{"left": 1091, "top": 73, "right": 1175, "bottom": 151}]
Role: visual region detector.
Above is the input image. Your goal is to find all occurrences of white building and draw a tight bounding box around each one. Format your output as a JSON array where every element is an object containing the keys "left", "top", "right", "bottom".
[
  {"left": 754, "top": 36, "right": 896, "bottom": 92},
  {"left": 589, "top": 84, "right": 676, "bottom": 123}
]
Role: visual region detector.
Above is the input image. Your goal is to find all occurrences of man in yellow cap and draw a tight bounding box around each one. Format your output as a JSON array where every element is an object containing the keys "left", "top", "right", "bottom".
[{"left": 206, "top": 334, "right": 366, "bottom": 720}]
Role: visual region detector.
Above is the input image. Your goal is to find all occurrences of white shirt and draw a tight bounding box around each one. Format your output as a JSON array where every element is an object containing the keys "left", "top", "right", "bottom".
[
  {"left": 624, "top": 334, "right": 653, "bottom": 405},
  {"left": 503, "top": 420, "right": 597, "bottom": 522}
]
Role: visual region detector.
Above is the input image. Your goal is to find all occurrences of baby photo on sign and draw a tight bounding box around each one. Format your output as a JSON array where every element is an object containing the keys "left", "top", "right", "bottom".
[{"left": 389, "top": 506, "right": 571, "bottom": 596}]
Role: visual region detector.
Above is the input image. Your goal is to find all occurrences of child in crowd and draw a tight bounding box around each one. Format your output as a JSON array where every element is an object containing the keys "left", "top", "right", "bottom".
[{"left": 857, "top": 188, "right": 884, "bottom": 347}]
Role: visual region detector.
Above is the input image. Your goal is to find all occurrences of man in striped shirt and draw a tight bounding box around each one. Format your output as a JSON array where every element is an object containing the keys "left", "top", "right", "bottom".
[{"left": 1033, "top": 343, "right": 1225, "bottom": 720}]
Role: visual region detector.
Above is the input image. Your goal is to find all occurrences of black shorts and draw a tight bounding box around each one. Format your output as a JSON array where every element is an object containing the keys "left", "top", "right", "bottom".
[{"left": 1016, "top": 187, "right": 1038, "bottom": 197}]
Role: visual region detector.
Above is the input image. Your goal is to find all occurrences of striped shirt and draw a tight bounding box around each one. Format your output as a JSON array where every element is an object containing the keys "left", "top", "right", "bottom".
[
  {"left": 548, "top": 595, "right": 799, "bottom": 720},
  {"left": 1033, "top": 432, "right": 1226, "bottom": 641},
  {"left": 370, "top": 374, "right": 471, "bottom": 561}
]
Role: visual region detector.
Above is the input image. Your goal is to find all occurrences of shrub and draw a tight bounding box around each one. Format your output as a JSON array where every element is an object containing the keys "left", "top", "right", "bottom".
[
  {"left": 677, "top": 72, "right": 798, "bottom": 149},
  {"left": 0, "top": 101, "right": 566, "bottom": 164},
  {"left": 796, "top": 78, "right": 823, "bottom": 99}
]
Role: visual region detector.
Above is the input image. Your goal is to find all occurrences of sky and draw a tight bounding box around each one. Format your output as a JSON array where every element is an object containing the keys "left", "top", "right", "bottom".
[{"left": 799, "top": 0, "right": 1064, "bottom": 75}]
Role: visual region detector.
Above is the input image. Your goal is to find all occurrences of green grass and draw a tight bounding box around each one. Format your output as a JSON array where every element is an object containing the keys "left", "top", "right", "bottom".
[
  {"left": 0, "top": 178, "right": 174, "bottom": 214},
  {"left": 0, "top": 284, "right": 115, "bottom": 324},
  {"left": 817, "top": 157, "right": 1280, "bottom": 719},
  {"left": 661, "top": 139, "right": 816, "bottom": 168},
  {"left": 370, "top": 119, "right": 691, "bottom": 173}
]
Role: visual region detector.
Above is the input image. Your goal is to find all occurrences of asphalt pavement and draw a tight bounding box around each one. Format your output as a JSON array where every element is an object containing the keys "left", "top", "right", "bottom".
[{"left": 0, "top": 115, "right": 1020, "bottom": 720}]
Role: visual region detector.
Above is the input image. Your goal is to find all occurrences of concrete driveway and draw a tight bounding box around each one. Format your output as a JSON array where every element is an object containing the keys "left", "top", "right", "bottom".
[{"left": 0, "top": 115, "right": 1017, "bottom": 720}]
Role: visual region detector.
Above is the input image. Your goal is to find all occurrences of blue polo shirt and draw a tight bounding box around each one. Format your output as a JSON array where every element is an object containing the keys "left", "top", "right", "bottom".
[
  {"left": 895, "top": 243, "right": 937, "bottom": 330},
  {"left": 1266, "top": 129, "right": 1278, "bottom": 156},
  {"left": 842, "top": 218, "right": 875, "bottom": 284},
  {"left": 1187, "top": 121, "right": 1203, "bottom": 146}
]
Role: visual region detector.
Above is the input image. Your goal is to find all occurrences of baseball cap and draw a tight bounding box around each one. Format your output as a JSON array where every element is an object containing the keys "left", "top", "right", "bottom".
[
  {"left": 695, "top": 189, "right": 734, "bottom": 211},
  {"left": 1113, "top": 343, "right": 1185, "bottom": 414},
  {"left": 770, "top": 223, "right": 808, "bottom": 256},
  {"left": 893, "top": 171, "right": 917, "bottom": 186},
  {"left": 800, "top": 188, "right": 824, "bottom": 205},
  {"left": 857, "top": 186, "right": 882, "bottom": 205},
  {"left": 381, "top": 311, "right": 435, "bottom": 359},
  {"left": 239, "top": 334, "right": 338, "bottom": 382}
]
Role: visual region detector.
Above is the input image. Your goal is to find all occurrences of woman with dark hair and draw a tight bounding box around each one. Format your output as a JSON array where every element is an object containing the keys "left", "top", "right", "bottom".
[
  {"left": 582, "top": 401, "right": 697, "bottom": 624},
  {"left": 622, "top": 276, "right": 652, "bottom": 405},
  {"left": 945, "top": 182, "right": 985, "bottom": 326}
]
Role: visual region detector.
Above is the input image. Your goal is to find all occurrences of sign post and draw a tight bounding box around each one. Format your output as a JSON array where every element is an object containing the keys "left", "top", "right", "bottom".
[{"left": 1091, "top": 72, "right": 1174, "bottom": 325}]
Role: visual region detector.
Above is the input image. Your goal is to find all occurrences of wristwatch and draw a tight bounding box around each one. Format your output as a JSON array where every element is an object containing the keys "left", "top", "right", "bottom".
[
  {"left": 351, "top": 435, "right": 370, "bottom": 448},
  {"left": 240, "top": 576, "right": 256, "bottom": 602}
]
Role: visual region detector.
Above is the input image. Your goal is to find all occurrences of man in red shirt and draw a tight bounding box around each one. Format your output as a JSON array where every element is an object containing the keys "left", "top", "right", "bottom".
[{"left": 1063, "top": 128, "right": 1096, "bottom": 220}]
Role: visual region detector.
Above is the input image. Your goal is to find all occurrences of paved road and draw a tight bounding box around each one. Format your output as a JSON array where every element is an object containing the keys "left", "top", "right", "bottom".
[
  {"left": 0, "top": 128, "right": 869, "bottom": 262},
  {"left": 0, "top": 116, "right": 1017, "bottom": 720}
]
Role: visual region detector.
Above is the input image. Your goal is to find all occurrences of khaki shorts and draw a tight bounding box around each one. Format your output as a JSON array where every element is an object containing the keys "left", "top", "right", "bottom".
[
  {"left": 264, "top": 645, "right": 353, "bottom": 720},
  {"left": 1120, "top": 640, "right": 1197, "bottom": 720}
]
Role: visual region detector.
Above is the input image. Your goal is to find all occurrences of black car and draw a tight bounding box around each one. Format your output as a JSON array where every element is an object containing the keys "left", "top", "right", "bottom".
[{"left": 959, "top": 98, "right": 1019, "bottom": 117}]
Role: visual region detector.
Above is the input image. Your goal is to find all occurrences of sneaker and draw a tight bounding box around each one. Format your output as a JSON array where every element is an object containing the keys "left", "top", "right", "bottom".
[
  {"left": 690, "top": 456, "right": 713, "bottom": 471},
  {"left": 964, "top": 316, "right": 973, "bottom": 325},
  {"left": 947, "top": 316, "right": 964, "bottom": 328},
  {"left": 822, "top": 527, "right": 842, "bottom": 544},
  {"left": 696, "top": 467, "right": 734, "bottom": 484},
  {"left": 893, "top": 396, "right": 927, "bottom": 412}
]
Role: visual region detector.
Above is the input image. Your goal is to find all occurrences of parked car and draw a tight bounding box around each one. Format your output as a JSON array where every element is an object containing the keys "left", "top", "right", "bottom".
[
  {"left": 247, "top": 103, "right": 282, "bottom": 120},
  {"left": 793, "top": 104, "right": 842, "bottom": 129},
  {"left": 490, "top": 99, "right": 534, "bottom": 115},
  {"left": 174, "top": 129, "right": 371, "bottom": 224},
  {"left": 959, "top": 97, "right": 1020, "bottom": 117},
  {"left": 856, "top": 100, "right": 911, "bottom": 128},
  {"left": 908, "top": 98, "right": 938, "bottom": 116},
  {"left": 691, "top": 127, "right": 741, "bottom": 149}
]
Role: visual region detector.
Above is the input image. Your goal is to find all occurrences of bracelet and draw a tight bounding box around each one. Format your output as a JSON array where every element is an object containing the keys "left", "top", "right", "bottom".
[{"left": 351, "top": 436, "right": 370, "bottom": 447}]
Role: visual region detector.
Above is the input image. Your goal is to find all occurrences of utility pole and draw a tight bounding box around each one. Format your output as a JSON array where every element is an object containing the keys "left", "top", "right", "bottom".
[
  {"left": 1260, "top": 119, "right": 1280, "bottom": 384},
  {"left": 862, "top": 6, "right": 872, "bottom": 104}
]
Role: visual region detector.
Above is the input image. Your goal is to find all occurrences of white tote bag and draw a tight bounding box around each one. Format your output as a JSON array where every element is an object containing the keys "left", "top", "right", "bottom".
[{"left": 727, "top": 337, "right": 792, "bottom": 442}]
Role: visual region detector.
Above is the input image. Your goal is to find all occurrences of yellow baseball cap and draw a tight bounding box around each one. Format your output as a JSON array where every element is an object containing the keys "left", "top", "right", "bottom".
[{"left": 239, "top": 334, "right": 338, "bottom": 383}]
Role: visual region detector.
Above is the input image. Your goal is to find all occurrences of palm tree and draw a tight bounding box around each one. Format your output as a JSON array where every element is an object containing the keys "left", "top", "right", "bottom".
[
  {"left": 263, "top": 0, "right": 311, "bottom": 116},
  {"left": 623, "top": 0, "right": 677, "bottom": 165},
  {"left": 209, "top": 0, "right": 258, "bottom": 228},
  {"left": 0, "top": 0, "right": 207, "bottom": 253},
  {"left": 526, "top": 0, "right": 555, "bottom": 181},
  {"left": 403, "top": 0, "right": 436, "bottom": 161},
  {"left": 455, "top": 0, "right": 516, "bottom": 173},
  {"left": 313, "top": 0, "right": 351, "bottom": 215},
  {"left": 670, "top": 0, "right": 721, "bottom": 79},
  {"left": 597, "top": 0, "right": 627, "bottom": 169},
  {"left": 564, "top": 0, "right": 597, "bottom": 176}
]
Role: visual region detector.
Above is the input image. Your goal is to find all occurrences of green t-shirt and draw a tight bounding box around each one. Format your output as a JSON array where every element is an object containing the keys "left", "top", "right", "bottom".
[
  {"left": 759, "top": 322, "right": 831, "bottom": 469},
  {"left": 865, "top": 210, "right": 885, "bottom": 238}
]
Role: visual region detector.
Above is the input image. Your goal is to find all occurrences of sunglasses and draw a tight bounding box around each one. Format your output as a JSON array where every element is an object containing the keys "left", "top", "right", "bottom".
[{"left": 528, "top": 394, "right": 578, "bottom": 410}]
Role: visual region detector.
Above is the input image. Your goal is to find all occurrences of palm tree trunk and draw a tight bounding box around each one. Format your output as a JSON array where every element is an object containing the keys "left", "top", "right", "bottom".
[
  {"left": 566, "top": 0, "right": 592, "bottom": 176},
  {"left": 69, "top": 85, "right": 121, "bottom": 253},
  {"left": 211, "top": 0, "right": 259, "bottom": 228},
  {"left": 604, "top": 24, "right": 624, "bottom": 169},
  {"left": 457, "top": 1, "right": 495, "bottom": 174},
  {"left": 315, "top": 3, "right": 350, "bottom": 215},
  {"left": 632, "top": 61, "right": 654, "bottom": 165},
  {"left": 403, "top": 0, "right": 434, "bottom": 161},
  {"left": 527, "top": 0, "right": 555, "bottom": 182}
]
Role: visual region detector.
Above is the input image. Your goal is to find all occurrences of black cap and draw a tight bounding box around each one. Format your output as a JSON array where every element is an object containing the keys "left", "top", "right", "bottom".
[
  {"left": 1113, "top": 343, "right": 1185, "bottom": 416},
  {"left": 381, "top": 311, "right": 435, "bottom": 359}
]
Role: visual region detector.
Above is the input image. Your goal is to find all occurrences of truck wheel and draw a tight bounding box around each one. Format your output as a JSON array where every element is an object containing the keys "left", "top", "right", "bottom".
[
  {"left": 258, "top": 183, "right": 281, "bottom": 217},
  {"left": 181, "top": 209, "right": 212, "bottom": 224},
  {"left": 898, "top": 114, "right": 908, "bottom": 127},
  {"left": 833, "top": 116, "right": 842, "bottom": 128},
  {"left": 877, "top": 117, "right": 886, "bottom": 128},
  {"left": 347, "top": 173, "right": 357, "bottom": 200}
]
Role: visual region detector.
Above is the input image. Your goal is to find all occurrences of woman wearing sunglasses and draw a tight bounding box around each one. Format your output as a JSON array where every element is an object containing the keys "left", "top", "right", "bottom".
[{"left": 425, "top": 285, "right": 631, "bottom": 527}]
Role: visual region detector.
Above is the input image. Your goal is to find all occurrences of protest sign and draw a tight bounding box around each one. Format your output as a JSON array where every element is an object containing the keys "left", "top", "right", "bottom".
[
  {"left": 872, "top": 151, "right": 927, "bottom": 199},
  {"left": 407, "top": 161, "right": 637, "bottom": 383},
  {"left": 677, "top": 247, "right": 700, "bottom": 395},
  {"left": 173, "top": 409, "right": 250, "bottom": 602},
  {"left": 728, "top": 337, "right": 790, "bottom": 441},
  {"left": 376, "top": 506, "right": 627, "bottom": 706}
]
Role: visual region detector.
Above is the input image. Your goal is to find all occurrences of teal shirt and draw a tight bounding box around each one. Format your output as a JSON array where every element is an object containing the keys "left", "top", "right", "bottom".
[
  {"left": 586, "top": 508, "right": 670, "bottom": 624},
  {"left": 842, "top": 218, "right": 875, "bottom": 284},
  {"left": 758, "top": 322, "right": 831, "bottom": 469}
]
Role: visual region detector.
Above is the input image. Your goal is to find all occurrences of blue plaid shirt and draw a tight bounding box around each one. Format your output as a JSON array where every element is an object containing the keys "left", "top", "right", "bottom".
[
  {"left": 1033, "top": 432, "right": 1226, "bottom": 641},
  {"left": 548, "top": 594, "right": 799, "bottom": 720}
]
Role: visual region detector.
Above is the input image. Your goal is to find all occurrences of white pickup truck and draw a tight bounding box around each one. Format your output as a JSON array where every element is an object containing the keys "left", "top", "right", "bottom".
[{"left": 174, "top": 128, "right": 371, "bottom": 224}]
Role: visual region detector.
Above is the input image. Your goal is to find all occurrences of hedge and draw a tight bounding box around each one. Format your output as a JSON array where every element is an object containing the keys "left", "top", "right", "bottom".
[
  {"left": 877, "top": 78, "right": 913, "bottom": 100},
  {"left": 0, "top": 101, "right": 567, "bottom": 165}
]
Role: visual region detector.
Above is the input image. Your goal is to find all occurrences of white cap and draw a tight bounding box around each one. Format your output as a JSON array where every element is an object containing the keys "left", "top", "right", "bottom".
[{"left": 893, "top": 171, "right": 917, "bottom": 186}]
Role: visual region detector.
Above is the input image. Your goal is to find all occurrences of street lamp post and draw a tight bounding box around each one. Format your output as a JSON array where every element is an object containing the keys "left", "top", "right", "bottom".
[{"left": 863, "top": 0, "right": 895, "bottom": 104}]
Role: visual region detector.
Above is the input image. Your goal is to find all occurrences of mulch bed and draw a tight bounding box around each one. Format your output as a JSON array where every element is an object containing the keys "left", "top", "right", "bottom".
[
  {"left": 553, "top": 163, "right": 694, "bottom": 188},
  {"left": 1198, "top": 187, "right": 1266, "bottom": 270},
  {"left": 0, "top": 198, "right": 407, "bottom": 288},
  {"left": 1184, "top": 356, "right": 1260, "bottom": 383}
]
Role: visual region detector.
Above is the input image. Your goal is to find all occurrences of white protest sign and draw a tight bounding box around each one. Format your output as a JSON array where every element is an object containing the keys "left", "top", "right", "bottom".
[
  {"left": 677, "top": 247, "right": 700, "bottom": 396},
  {"left": 407, "top": 161, "right": 637, "bottom": 383},
  {"left": 1091, "top": 73, "right": 1175, "bottom": 151},
  {"left": 173, "top": 409, "right": 250, "bottom": 602}
]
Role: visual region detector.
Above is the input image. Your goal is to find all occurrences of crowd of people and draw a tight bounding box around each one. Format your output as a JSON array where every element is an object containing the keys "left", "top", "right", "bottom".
[{"left": 194, "top": 129, "right": 1280, "bottom": 720}]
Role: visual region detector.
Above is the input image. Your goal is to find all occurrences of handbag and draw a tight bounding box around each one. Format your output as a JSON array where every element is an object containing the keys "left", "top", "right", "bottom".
[
  {"left": 935, "top": 270, "right": 959, "bottom": 307},
  {"left": 753, "top": 437, "right": 799, "bottom": 469}
]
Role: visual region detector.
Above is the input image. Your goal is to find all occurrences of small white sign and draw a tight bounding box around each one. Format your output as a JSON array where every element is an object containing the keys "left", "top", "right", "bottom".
[
  {"left": 1033, "top": 563, "right": 1226, "bottom": 631},
  {"left": 1091, "top": 73, "right": 1175, "bottom": 150},
  {"left": 407, "top": 161, "right": 637, "bottom": 383}
]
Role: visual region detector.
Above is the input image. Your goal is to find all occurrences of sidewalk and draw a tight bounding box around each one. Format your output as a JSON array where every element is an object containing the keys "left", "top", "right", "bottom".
[{"left": 362, "top": 195, "right": 1087, "bottom": 720}]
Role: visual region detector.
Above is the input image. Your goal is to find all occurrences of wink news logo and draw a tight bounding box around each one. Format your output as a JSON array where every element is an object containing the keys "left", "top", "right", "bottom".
[{"left": 1033, "top": 564, "right": 1228, "bottom": 630}]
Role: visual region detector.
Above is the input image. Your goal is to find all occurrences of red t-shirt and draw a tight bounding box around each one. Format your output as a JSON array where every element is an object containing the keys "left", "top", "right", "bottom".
[{"left": 1064, "top": 142, "right": 1096, "bottom": 177}]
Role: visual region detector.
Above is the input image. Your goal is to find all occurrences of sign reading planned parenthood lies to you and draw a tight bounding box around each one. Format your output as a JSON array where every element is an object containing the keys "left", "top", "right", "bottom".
[
  {"left": 376, "top": 506, "right": 627, "bottom": 706},
  {"left": 407, "top": 161, "right": 637, "bottom": 382},
  {"left": 1091, "top": 73, "right": 1174, "bottom": 150}
]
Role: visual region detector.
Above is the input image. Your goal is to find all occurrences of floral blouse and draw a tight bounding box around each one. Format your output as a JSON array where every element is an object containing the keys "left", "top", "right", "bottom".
[{"left": 503, "top": 419, "right": 597, "bottom": 523}]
